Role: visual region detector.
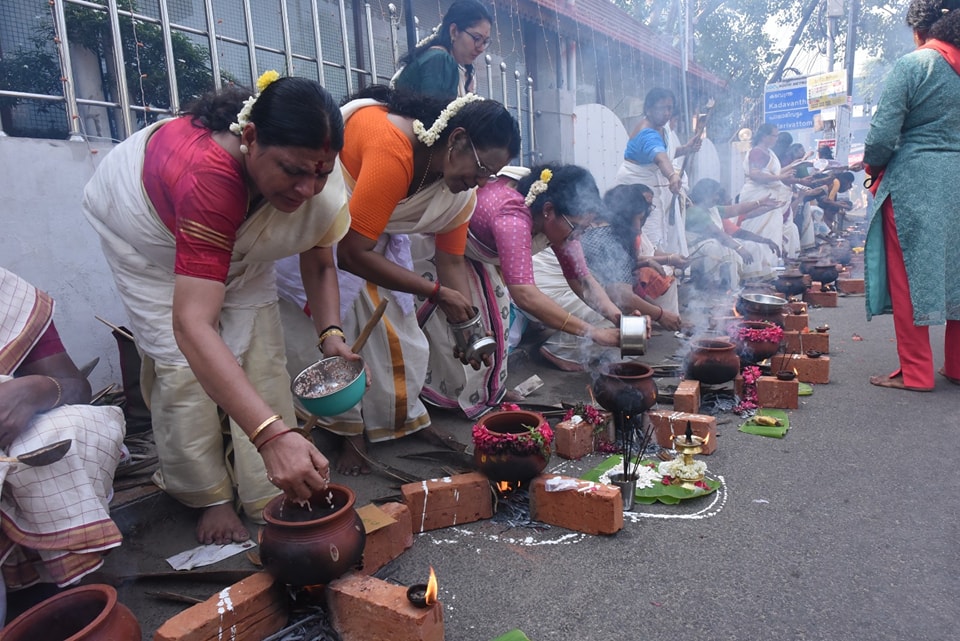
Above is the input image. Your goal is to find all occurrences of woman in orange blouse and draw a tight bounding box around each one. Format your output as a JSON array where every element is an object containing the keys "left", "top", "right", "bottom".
[{"left": 322, "top": 86, "right": 520, "bottom": 474}]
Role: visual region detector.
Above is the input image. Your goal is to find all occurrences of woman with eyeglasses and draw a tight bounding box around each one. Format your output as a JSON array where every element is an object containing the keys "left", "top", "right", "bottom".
[
  {"left": 302, "top": 85, "right": 520, "bottom": 475},
  {"left": 393, "top": 0, "right": 492, "bottom": 100},
  {"left": 413, "top": 163, "right": 621, "bottom": 409}
]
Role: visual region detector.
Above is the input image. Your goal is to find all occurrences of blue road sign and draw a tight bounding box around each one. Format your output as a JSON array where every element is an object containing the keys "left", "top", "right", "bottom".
[{"left": 764, "top": 78, "right": 820, "bottom": 131}]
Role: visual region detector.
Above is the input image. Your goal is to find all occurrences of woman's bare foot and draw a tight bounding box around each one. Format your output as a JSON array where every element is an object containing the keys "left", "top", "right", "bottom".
[
  {"left": 939, "top": 367, "right": 960, "bottom": 385},
  {"left": 196, "top": 504, "right": 250, "bottom": 545},
  {"left": 336, "top": 434, "right": 371, "bottom": 476}
]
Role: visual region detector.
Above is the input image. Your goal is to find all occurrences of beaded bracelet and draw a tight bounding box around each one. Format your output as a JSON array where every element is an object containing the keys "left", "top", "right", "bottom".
[
  {"left": 249, "top": 414, "right": 282, "bottom": 443},
  {"left": 256, "top": 429, "right": 295, "bottom": 453},
  {"left": 45, "top": 376, "right": 62, "bottom": 410}
]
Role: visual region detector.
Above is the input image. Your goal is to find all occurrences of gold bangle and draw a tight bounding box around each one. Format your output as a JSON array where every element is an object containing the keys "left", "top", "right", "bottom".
[
  {"left": 249, "top": 414, "right": 282, "bottom": 443},
  {"left": 45, "top": 376, "right": 62, "bottom": 410},
  {"left": 559, "top": 312, "right": 572, "bottom": 334},
  {"left": 317, "top": 328, "right": 346, "bottom": 350}
]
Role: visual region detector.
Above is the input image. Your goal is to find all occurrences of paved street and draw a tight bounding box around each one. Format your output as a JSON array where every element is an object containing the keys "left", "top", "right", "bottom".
[{"left": 16, "top": 280, "right": 958, "bottom": 641}]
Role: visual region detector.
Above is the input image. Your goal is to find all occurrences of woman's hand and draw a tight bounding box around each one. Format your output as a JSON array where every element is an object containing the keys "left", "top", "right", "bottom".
[
  {"left": 765, "top": 239, "right": 782, "bottom": 257},
  {"left": 657, "top": 309, "right": 682, "bottom": 332},
  {"left": 435, "top": 285, "right": 476, "bottom": 324},
  {"left": 737, "top": 246, "right": 755, "bottom": 265},
  {"left": 758, "top": 196, "right": 779, "bottom": 210},
  {"left": 258, "top": 425, "right": 331, "bottom": 502},
  {"left": 588, "top": 327, "right": 620, "bottom": 347},
  {"left": 667, "top": 172, "right": 682, "bottom": 194}
]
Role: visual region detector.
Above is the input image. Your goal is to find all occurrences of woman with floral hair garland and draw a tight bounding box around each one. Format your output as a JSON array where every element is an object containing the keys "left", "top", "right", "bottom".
[
  {"left": 315, "top": 85, "right": 519, "bottom": 475},
  {"left": 412, "top": 163, "right": 621, "bottom": 416},
  {"left": 393, "top": 0, "right": 492, "bottom": 99},
  {"left": 83, "top": 73, "right": 350, "bottom": 544}
]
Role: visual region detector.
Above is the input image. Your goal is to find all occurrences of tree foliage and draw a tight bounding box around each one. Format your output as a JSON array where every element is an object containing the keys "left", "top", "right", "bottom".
[{"left": 610, "top": 0, "right": 912, "bottom": 139}]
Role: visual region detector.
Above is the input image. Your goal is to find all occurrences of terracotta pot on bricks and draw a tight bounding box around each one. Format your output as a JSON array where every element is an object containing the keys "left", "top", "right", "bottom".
[
  {"left": 260, "top": 483, "right": 366, "bottom": 587},
  {"left": 684, "top": 339, "right": 740, "bottom": 385},
  {"left": 473, "top": 410, "right": 550, "bottom": 485},
  {"left": 730, "top": 320, "right": 782, "bottom": 364},
  {"left": 1, "top": 584, "right": 140, "bottom": 641},
  {"left": 592, "top": 361, "right": 658, "bottom": 414}
]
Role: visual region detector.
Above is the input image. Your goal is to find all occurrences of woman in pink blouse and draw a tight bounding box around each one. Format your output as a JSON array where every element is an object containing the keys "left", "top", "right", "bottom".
[{"left": 413, "top": 164, "right": 621, "bottom": 418}]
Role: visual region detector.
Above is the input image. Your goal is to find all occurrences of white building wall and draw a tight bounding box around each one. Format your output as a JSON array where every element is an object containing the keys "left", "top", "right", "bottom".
[{"left": 0, "top": 137, "right": 127, "bottom": 389}]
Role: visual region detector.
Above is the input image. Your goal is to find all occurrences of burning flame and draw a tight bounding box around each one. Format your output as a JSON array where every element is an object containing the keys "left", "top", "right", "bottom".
[
  {"left": 702, "top": 433, "right": 710, "bottom": 446},
  {"left": 425, "top": 567, "right": 438, "bottom": 605},
  {"left": 793, "top": 368, "right": 799, "bottom": 376},
  {"left": 731, "top": 306, "right": 741, "bottom": 318},
  {"left": 496, "top": 481, "right": 516, "bottom": 493}
]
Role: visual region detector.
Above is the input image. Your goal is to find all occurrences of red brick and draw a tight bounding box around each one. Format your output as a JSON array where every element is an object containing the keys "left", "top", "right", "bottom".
[
  {"left": 529, "top": 475, "right": 623, "bottom": 535},
  {"left": 360, "top": 502, "right": 414, "bottom": 575},
  {"left": 646, "top": 410, "right": 717, "bottom": 454},
  {"left": 734, "top": 374, "right": 744, "bottom": 400},
  {"left": 153, "top": 572, "right": 286, "bottom": 641},
  {"left": 326, "top": 573, "right": 443, "bottom": 641},
  {"left": 673, "top": 379, "right": 701, "bottom": 413},
  {"left": 756, "top": 375, "right": 799, "bottom": 409},
  {"left": 401, "top": 472, "right": 493, "bottom": 533},
  {"left": 803, "top": 290, "right": 838, "bottom": 307},
  {"left": 554, "top": 418, "right": 594, "bottom": 460},
  {"left": 783, "top": 330, "right": 830, "bottom": 354},
  {"left": 837, "top": 278, "right": 865, "bottom": 294},
  {"left": 787, "top": 301, "right": 808, "bottom": 315},
  {"left": 782, "top": 312, "right": 809, "bottom": 331},
  {"left": 771, "top": 353, "right": 830, "bottom": 384}
]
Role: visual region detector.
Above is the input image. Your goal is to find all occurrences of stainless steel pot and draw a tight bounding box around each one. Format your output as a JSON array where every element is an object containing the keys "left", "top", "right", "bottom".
[
  {"left": 737, "top": 293, "right": 787, "bottom": 315},
  {"left": 449, "top": 307, "right": 497, "bottom": 363},
  {"left": 620, "top": 315, "right": 648, "bottom": 357}
]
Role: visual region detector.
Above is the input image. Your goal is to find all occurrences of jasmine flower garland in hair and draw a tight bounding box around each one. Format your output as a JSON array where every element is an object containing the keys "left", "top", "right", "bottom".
[
  {"left": 229, "top": 70, "right": 281, "bottom": 135},
  {"left": 524, "top": 168, "right": 553, "bottom": 207},
  {"left": 412, "top": 93, "right": 485, "bottom": 146}
]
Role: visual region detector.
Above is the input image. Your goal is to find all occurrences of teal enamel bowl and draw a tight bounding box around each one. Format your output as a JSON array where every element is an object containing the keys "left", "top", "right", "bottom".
[{"left": 292, "top": 356, "right": 366, "bottom": 416}]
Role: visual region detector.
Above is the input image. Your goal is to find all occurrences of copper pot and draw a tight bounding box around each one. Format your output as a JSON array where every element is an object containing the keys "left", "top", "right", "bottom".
[
  {"left": 260, "top": 484, "right": 366, "bottom": 586},
  {"left": 592, "top": 361, "right": 658, "bottom": 414},
  {"left": 684, "top": 339, "right": 740, "bottom": 385}
]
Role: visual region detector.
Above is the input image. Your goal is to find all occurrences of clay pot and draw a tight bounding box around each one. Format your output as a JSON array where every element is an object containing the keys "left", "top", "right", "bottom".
[
  {"left": 260, "top": 483, "right": 366, "bottom": 586},
  {"left": 1, "top": 584, "right": 140, "bottom": 641},
  {"left": 684, "top": 339, "right": 741, "bottom": 385},
  {"left": 473, "top": 410, "right": 550, "bottom": 484},
  {"left": 799, "top": 256, "right": 820, "bottom": 275},
  {"left": 773, "top": 271, "right": 807, "bottom": 298},
  {"left": 592, "top": 361, "right": 658, "bottom": 414},
  {"left": 830, "top": 240, "right": 853, "bottom": 265},
  {"left": 730, "top": 320, "right": 782, "bottom": 364},
  {"left": 808, "top": 262, "right": 839, "bottom": 287}
]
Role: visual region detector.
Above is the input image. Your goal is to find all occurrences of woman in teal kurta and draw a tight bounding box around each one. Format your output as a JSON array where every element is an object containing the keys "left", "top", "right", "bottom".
[
  {"left": 393, "top": 0, "right": 491, "bottom": 100},
  {"left": 863, "top": 0, "right": 960, "bottom": 391}
]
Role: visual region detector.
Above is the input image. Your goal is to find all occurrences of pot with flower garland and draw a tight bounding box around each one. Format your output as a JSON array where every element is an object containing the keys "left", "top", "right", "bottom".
[
  {"left": 727, "top": 320, "right": 784, "bottom": 364},
  {"left": 472, "top": 404, "right": 553, "bottom": 485}
]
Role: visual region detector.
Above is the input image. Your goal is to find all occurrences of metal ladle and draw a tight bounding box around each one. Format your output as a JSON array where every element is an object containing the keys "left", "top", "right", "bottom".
[{"left": 0, "top": 439, "right": 72, "bottom": 466}]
